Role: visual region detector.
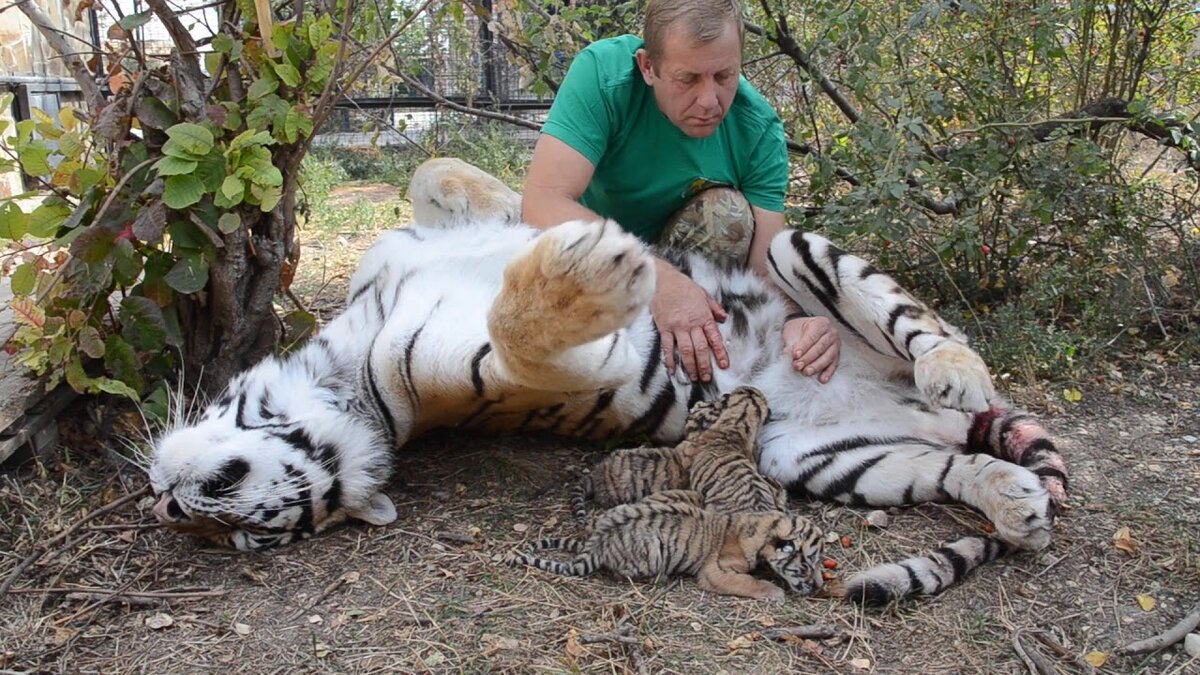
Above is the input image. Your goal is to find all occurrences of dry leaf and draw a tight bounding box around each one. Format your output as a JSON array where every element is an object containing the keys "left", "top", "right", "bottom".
[
  {"left": 754, "top": 614, "right": 776, "bottom": 627},
  {"left": 1084, "top": 651, "right": 1109, "bottom": 667},
  {"left": 512, "top": 523, "right": 529, "bottom": 533},
  {"left": 342, "top": 571, "right": 360, "bottom": 584},
  {"left": 726, "top": 634, "right": 758, "bottom": 653},
  {"left": 1136, "top": 594, "right": 1156, "bottom": 612},
  {"left": 1113, "top": 526, "right": 1137, "bottom": 554},
  {"left": 232, "top": 622, "right": 251, "bottom": 635},
  {"left": 53, "top": 627, "right": 78, "bottom": 645},
  {"left": 481, "top": 633, "right": 520, "bottom": 656},
  {"left": 850, "top": 657, "right": 872, "bottom": 671},
  {"left": 564, "top": 629, "right": 583, "bottom": 664},
  {"left": 690, "top": 621, "right": 703, "bottom": 632},
  {"left": 116, "top": 529, "right": 136, "bottom": 543},
  {"left": 864, "top": 510, "right": 890, "bottom": 528},
  {"left": 313, "top": 642, "right": 330, "bottom": 658},
  {"left": 423, "top": 649, "right": 445, "bottom": 667},
  {"left": 145, "top": 613, "right": 174, "bottom": 630},
  {"left": 307, "top": 614, "right": 323, "bottom": 624}
]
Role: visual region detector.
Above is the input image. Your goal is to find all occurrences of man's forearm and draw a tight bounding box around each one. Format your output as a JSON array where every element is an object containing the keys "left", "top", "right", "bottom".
[{"left": 522, "top": 187, "right": 605, "bottom": 230}]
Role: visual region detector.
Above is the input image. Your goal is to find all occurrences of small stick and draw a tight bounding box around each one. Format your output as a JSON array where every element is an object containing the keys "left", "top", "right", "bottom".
[
  {"left": 1118, "top": 603, "right": 1200, "bottom": 655},
  {"left": 0, "top": 486, "right": 150, "bottom": 598},
  {"left": 1027, "top": 628, "right": 1095, "bottom": 674},
  {"left": 9, "top": 587, "right": 227, "bottom": 599},
  {"left": 434, "top": 531, "right": 478, "bottom": 546},
  {"left": 1012, "top": 628, "right": 1058, "bottom": 675},
  {"left": 63, "top": 592, "right": 160, "bottom": 607},
  {"left": 577, "top": 632, "right": 642, "bottom": 646},
  {"left": 760, "top": 624, "right": 846, "bottom": 642}
]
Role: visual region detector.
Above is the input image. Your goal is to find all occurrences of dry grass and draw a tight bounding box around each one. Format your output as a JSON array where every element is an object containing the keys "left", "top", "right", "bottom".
[{"left": 1, "top": 183, "right": 1198, "bottom": 674}]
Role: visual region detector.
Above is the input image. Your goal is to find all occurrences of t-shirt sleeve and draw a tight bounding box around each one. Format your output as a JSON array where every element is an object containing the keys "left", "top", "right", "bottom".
[
  {"left": 540, "top": 49, "right": 612, "bottom": 166},
  {"left": 740, "top": 116, "right": 788, "bottom": 213}
]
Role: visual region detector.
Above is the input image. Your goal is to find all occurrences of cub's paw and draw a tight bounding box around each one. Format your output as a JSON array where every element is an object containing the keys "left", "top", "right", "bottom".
[
  {"left": 914, "top": 341, "right": 994, "bottom": 412},
  {"left": 684, "top": 398, "right": 724, "bottom": 438},
  {"left": 980, "top": 465, "right": 1054, "bottom": 551}
]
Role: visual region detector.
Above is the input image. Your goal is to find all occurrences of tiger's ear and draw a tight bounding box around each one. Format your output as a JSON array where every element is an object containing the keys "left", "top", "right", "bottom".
[{"left": 345, "top": 492, "right": 397, "bottom": 526}]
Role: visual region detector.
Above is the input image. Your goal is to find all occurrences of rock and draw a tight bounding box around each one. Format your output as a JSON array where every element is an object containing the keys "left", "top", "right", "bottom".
[
  {"left": 1184, "top": 633, "right": 1200, "bottom": 658},
  {"left": 864, "top": 510, "right": 890, "bottom": 528}
]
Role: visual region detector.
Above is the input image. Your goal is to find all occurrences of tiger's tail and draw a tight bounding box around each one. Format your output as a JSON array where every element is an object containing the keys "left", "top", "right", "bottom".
[
  {"left": 571, "top": 473, "right": 593, "bottom": 523},
  {"left": 508, "top": 537, "right": 596, "bottom": 576},
  {"left": 842, "top": 535, "right": 1012, "bottom": 605}
]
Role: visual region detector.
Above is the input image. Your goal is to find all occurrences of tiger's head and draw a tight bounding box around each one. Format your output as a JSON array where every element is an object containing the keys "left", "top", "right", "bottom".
[
  {"left": 148, "top": 370, "right": 396, "bottom": 551},
  {"left": 753, "top": 513, "right": 825, "bottom": 596}
]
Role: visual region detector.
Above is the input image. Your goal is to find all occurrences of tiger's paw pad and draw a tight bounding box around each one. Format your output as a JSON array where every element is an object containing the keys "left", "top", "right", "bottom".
[
  {"left": 914, "top": 342, "right": 994, "bottom": 412},
  {"left": 536, "top": 219, "right": 655, "bottom": 312}
]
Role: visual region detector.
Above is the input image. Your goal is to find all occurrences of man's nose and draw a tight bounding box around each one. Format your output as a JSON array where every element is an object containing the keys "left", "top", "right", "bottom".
[{"left": 696, "top": 79, "right": 719, "bottom": 110}]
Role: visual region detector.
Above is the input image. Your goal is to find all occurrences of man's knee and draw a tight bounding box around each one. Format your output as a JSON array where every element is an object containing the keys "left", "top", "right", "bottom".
[{"left": 660, "top": 187, "right": 755, "bottom": 266}]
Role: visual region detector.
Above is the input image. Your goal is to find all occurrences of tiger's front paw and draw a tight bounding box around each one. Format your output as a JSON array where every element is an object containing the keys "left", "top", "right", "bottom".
[{"left": 914, "top": 341, "right": 994, "bottom": 412}]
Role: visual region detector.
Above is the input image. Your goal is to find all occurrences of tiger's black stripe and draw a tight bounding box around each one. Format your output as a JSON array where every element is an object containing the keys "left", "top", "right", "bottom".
[{"left": 470, "top": 343, "right": 492, "bottom": 397}]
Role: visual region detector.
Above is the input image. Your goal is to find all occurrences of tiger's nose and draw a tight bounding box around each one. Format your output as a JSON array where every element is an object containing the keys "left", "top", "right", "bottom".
[{"left": 153, "top": 494, "right": 188, "bottom": 523}]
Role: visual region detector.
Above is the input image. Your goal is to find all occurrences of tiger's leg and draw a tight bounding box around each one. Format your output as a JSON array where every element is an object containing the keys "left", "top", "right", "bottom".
[
  {"left": 640, "top": 489, "right": 706, "bottom": 508},
  {"left": 487, "top": 219, "right": 657, "bottom": 391},
  {"left": 762, "top": 433, "right": 1053, "bottom": 550},
  {"left": 766, "top": 231, "right": 993, "bottom": 412},
  {"left": 697, "top": 561, "right": 786, "bottom": 601},
  {"left": 969, "top": 404, "right": 1069, "bottom": 507}
]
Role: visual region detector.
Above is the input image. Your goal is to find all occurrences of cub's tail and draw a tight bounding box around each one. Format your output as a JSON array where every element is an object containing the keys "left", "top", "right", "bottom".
[
  {"left": 571, "top": 473, "right": 593, "bottom": 523},
  {"left": 508, "top": 537, "right": 596, "bottom": 577},
  {"left": 842, "top": 535, "right": 1011, "bottom": 605}
]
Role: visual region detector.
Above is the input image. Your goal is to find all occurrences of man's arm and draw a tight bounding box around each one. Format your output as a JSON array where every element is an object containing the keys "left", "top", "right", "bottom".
[
  {"left": 522, "top": 135, "right": 603, "bottom": 228},
  {"left": 748, "top": 206, "right": 840, "bottom": 383}
]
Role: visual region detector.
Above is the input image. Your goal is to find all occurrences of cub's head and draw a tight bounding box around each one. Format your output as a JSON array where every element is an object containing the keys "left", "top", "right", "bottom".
[
  {"left": 756, "top": 513, "right": 825, "bottom": 596},
  {"left": 147, "top": 389, "right": 395, "bottom": 551}
]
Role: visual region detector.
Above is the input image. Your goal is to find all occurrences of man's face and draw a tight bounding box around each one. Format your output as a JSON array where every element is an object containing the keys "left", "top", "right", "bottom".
[{"left": 637, "top": 21, "right": 742, "bottom": 139}]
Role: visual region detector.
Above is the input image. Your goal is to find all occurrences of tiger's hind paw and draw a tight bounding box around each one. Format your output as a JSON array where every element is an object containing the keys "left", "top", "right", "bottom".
[
  {"left": 981, "top": 465, "right": 1054, "bottom": 551},
  {"left": 914, "top": 341, "right": 994, "bottom": 412}
]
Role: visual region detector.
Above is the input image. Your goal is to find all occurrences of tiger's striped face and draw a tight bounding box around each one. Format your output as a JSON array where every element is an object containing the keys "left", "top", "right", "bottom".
[
  {"left": 759, "top": 515, "right": 825, "bottom": 596},
  {"left": 149, "top": 415, "right": 395, "bottom": 552}
]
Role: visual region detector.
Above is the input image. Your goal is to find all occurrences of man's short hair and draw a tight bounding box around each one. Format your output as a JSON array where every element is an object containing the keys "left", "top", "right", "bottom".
[{"left": 643, "top": 0, "right": 745, "bottom": 62}]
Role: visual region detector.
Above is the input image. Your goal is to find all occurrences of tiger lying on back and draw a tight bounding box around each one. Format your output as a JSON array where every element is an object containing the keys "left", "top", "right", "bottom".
[
  {"left": 572, "top": 386, "right": 786, "bottom": 521},
  {"left": 147, "top": 158, "right": 1069, "bottom": 604},
  {"left": 511, "top": 490, "right": 823, "bottom": 601}
]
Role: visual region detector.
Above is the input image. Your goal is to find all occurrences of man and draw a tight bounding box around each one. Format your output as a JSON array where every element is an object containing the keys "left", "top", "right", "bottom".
[{"left": 522, "top": 0, "right": 840, "bottom": 385}]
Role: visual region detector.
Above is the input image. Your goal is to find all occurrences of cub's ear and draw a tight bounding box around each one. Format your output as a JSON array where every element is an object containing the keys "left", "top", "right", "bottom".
[{"left": 346, "top": 492, "right": 397, "bottom": 526}]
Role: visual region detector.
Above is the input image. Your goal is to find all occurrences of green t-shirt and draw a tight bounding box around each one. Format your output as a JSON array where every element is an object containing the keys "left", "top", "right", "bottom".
[{"left": 541, "top": 35, "right": 788, "bottom": 242}]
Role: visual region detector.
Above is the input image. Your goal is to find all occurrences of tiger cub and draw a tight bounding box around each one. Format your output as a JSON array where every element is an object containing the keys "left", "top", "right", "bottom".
[
  {"left": 570, "top": 387, "right": 786, "bottom": 520},
  {"left": 511, "top": 490, "right": 823, "bottom": 600}
]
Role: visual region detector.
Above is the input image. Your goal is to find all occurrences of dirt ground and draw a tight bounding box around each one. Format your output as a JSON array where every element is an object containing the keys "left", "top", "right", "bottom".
[{"left": 1, "top": 184, "right": 1198, "bottom": 674}]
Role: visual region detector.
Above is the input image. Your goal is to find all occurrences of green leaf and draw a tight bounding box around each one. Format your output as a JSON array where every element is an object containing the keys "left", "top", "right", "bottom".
[
  {"left": 162, "top": 137, "right": 205, "bottom": 160},
  {"left": 26, "top": 201, "right": 71, "bottom": 238},
  {"left": 18, "top": 142, "right": 52, "bottom": 176},
  {"left": 228, "top": 129, "right": 274, "bottom": 151},
  {"left": 247, "top": 77, "right": 279, "bottom": 101},
  {"left": 119, "top": 296, "right": 168, "bottom": 351},
  {"left": 308, "top": 14, "right": 333, "bottom": 47},
  {"left": 113, "top": 238, "right": 143, "bottom": 285},
  {"left": 94, "top": 377, "right": 140, "bottom": 401},
  {"left": 212, "top": 33, "right": 236, "bottom": 54},
  {"left": 273, "top": 62, "right": 301, "bottom": 87},
  {"left": 281, "top": 309, "right": 316, "bottom": 351},
  {"left": 163, "top": 255, "right": 209, "bottom": 293},
  {"left": 163, "top": 174, "right": 206, "bottom": 209},
  {"left": 153, "top": 155, "right": 198, "bottom": 176},
  {"left": 220, "top": 175, "right": 245, "bottom": 201},
  {"left": 78, "top": 326, "right": 105, "bottom": 359},
  {"left": 118, "top": 9, "right": 153, "bottom": 30},
  {"left": 10, "top": 263, "right": 36, "bottom": 295},
  {"left": 193, "top": 150, "right": 227, "bottom": 193},
  {"left": 103, "top": 334, "right": 144, "bottom": 395},
  {"left": 283, "top": 109, "right": 313, "bottom": 142},
  {"left": 0, "top": 202, "right": 27, "bottom": 240},
  {"left": 217, "top": 212, "right": 241, "bottom": 234},
  {"left": 164, "top": 123, "right": 214, "bottom": 156},
  {"left": 133, "top": 96, "right": 179, "bottom": 131},
  {"left": 256, "top": 185, "right": 282, "bottom": 212}
]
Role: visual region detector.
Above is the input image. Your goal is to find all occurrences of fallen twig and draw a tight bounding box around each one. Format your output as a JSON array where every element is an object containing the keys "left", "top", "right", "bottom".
[
  {"left": 760, "top": 624, "right": 847, "bottom": 642},
  {"left": 0, "top": 486, "right": 151, "bottom": 599},
  {"left": 9, "top": 586, "right": 227, "bottom": 599},
  {"left": 1118, "top": 603, "right": 1200, "bottom": 655},
  {"left": 1012, "top": 628, "right": 1059, "bottom": 675}
]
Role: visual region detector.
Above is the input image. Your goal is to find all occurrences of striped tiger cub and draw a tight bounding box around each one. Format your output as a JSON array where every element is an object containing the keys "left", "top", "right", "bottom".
[
  {"left": 511, "top": 490, "right": 823, "bottom": 601},
  {"left": 571, "top": 387, "right": 786, "bottom": 521}
]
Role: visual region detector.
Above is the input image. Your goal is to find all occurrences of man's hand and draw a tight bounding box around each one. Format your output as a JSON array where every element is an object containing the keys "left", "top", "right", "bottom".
[
  {"left": 652, "top": 262, "right": 729, "bottom": 382},
  {"left": 783, "top": 316, "right": 840, "bottom": 383}
]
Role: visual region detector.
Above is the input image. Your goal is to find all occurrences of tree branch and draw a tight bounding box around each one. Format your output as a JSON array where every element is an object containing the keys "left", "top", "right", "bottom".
[
  {"left": 13, "top": 0, "right": 102, "bottom": 110},
  {"left": 744, "top": 15, "right": 861, "bottom": 124}
]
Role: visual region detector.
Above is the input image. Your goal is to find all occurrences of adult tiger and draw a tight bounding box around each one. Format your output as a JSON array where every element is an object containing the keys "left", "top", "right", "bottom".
[{"left": 148, "top": 159, "right": 1068, "bottom": 603}]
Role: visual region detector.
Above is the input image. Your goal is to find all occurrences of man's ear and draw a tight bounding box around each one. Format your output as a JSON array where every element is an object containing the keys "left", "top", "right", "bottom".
[
  {"left": 345, "top": 492, "right": 397, "bottom": 526},
  {"left": 635, "top": 48, "right": 655, "bottom": 86}
]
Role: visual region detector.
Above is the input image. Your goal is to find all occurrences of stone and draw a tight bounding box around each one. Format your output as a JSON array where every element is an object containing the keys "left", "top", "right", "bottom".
[{"left": 1184, "top": 633, "right": 1200, "bottom": 658}]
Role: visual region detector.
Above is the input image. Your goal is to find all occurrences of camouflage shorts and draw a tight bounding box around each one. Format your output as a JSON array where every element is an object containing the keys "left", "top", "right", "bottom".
[{"left": 658, "top": 187, "right": 755, "bottom": 267}]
